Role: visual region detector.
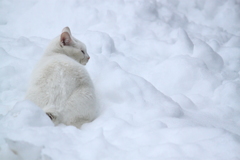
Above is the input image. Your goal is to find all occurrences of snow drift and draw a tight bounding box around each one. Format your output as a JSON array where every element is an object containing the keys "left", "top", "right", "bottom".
[{"left": 0, "top": 0, "right": 240, "bottom": 160}]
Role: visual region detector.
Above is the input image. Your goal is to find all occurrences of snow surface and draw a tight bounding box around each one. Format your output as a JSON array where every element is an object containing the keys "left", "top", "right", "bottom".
[{"left": 0, "top": 0, "right": 240, "bottom": 160}]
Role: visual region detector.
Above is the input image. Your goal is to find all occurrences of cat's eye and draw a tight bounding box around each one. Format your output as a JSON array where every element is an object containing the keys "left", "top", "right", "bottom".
[{"left": 81, "top": 50, "right": 85, "bottom": 54}]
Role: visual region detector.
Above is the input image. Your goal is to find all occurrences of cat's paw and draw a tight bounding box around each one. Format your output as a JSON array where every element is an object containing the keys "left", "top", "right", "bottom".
[{"left": 46, "top": 112, "right": 56, "bottom": 120}]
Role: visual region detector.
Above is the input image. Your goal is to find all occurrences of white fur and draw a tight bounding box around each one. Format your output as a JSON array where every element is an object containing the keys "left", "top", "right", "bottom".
[{"left": 25, "top": 27, "right": 98, "bottom": 128}]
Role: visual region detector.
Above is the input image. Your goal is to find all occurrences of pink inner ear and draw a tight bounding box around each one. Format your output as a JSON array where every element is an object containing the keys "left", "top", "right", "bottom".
[{"left": 60, "top": 32, "right": 72, "bottom": 46}]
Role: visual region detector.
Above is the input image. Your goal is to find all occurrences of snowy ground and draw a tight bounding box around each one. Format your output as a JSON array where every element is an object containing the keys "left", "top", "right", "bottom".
[{"left": 0, "top": 0, "right": 240, "bottom": 160}]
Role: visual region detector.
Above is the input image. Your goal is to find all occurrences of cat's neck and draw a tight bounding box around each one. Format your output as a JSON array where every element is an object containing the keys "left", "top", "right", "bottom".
[{"left": 44, "top": 36, "right": 63, "bottom": 56}]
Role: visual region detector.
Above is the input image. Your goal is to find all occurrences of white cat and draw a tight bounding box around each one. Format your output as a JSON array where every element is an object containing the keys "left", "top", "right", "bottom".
[{"left": 25, "top": 27, "right": 98, "bottom": 128}]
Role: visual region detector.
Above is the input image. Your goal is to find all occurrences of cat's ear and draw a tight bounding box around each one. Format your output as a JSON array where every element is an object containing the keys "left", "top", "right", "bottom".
[
  {"left": 62, "top": 26, "right": 71, "bottom": 35},
  {"left": 60, "top": 32, "right": 72, "bottom": 47}
]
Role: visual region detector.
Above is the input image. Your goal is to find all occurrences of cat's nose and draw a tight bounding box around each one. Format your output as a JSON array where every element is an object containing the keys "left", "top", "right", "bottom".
[{"left": 88, "top": 57, "right": 90, "bottom": 60}]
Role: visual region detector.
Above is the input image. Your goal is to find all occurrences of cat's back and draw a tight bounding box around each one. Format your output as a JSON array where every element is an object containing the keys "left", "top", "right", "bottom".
[
  {"left": 26, "top": 54, "right": 91, "bottom": 107},
  {"left": 33, "top": 54, "right": 86, "bottom": 83}
]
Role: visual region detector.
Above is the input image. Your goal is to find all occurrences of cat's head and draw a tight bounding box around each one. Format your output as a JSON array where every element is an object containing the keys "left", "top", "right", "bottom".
[{"left": 58, "top": 27, "right": 90, "bottom": 65}]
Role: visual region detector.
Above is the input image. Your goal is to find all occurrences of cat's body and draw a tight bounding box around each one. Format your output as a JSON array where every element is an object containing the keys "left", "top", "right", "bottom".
[{"left": 25, "top": 27, "right": 97, "bottom": 128}]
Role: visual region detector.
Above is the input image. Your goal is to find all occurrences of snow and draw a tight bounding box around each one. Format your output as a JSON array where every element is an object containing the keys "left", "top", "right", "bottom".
[{"left": 0, "top": 0, "right": 240, "bottom": 159}]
